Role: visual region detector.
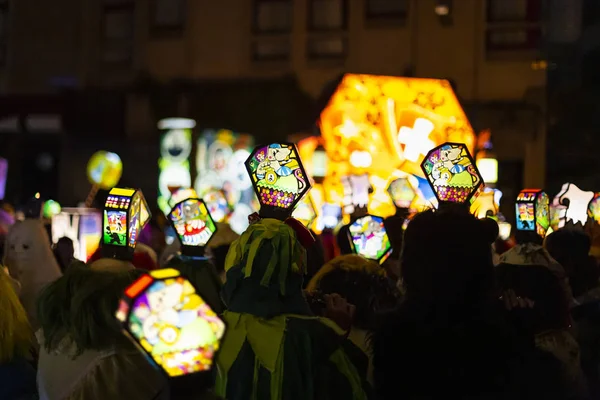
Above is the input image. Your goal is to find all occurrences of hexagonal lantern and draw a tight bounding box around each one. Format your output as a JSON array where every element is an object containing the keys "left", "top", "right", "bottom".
[
  {"left": 292, "top": 193, "right": 317, "bottom": 229},
  {"left": 387, "top": 177, "right": 416, "bottom": 209},
  {"left": 420, "top": 142, "right": 483, "bottom": 205},
  {"left": 588, "top": 193, "right": 600, "bottom": 224},
  {"left": 347, "top": 215, "right": 392, "bottom": 264},
  {"left": 515, "top": 189, "right": 550, "bottom": 237},
  {"left": 116, "top": 268, "right": 226, "bottom": 377},
  {"left": 168, "top": 198, "right": 217, "bottom": 257},
  {"left": 245, "top": 143, "right": 311, "bottom": 219},
  {"left": 102, "top": 187, "right": 151, "bottom": 260},
  {"left": 202, "top": 189, "right": 233, "bottom": 224}
]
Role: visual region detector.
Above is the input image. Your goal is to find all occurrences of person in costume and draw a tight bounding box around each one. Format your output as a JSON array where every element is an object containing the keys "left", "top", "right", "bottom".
[
  {"left": 215, "top": 218, "right": 370, "bottom": 400},
  {"left": 306, "top": 254, "right": 401, "bottom": 385},
  {"left": 3, "top": 218, "right": 62, "bottom": 331},
  {"left": 36, "top": 260, "right": 169, "bottom": 400},
  {"left": 0, "top": 266, "right": 37, "bottom": 400}
]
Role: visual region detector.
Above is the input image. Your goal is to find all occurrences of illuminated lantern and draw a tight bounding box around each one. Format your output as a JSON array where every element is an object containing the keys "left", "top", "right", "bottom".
[
  {"left": 387, "top": 177, "right": 417, "bottom": 209},
  {"left": 515, "top": 189, "right": 550, "bottom": 237},
  {"left": 52, "top": 208, "right": 102, "bottom": 262},
  {"left": 292, "top": 194, "right": 317, "bottom": 229},
  {"left": 497, "top": 220, "right": 512, "bottom": 241},
  {"left": 202, "top": 189, "right": 232, "bottom": 224},
  {"left": 476, "top": 157, "right": 498, "bottom": 185},
  {"left": 116, "top": 268, "right": 225, "bottom": 377},
  {"left": 86, "top": 151, "right": 123, "bottom": 207},
  {"left": 554, "top": 183, "right": 594, "bottom": 226},
  {"left": 347, "top": 215, "right": 392, "bottom": 264},
  {"left": 102, "top": 188, "right": 151, "bottom": 260},
  {"left": 470, "top": 188, "right": 500, "bottom": 219},
  {"left": 245, "top": 143, "right": 311, "bottom": 219},
  {"left": 168, "top": 198, "right": 217, "bottom": 257},
  {"left": 588, "top": 193, "right": 600, "bottom": 223},
  {"left": 158, "top": 118, "right": 195, "bottom": 216},
  {"left": 43, "top": 200, "right": 62, "bottom": 219},
  {"left": 421, "top": 142, "right": 483, "bottom": 205}
]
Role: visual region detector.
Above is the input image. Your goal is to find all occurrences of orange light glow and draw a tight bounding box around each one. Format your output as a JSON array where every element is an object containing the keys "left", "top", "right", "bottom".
[{"left": 318, "top": 74, "right": 476, "bottom": 217}]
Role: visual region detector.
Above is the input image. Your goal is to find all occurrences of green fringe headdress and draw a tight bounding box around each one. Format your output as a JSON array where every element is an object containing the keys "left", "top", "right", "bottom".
[{"left": 222, "top": 218, "right": 310, "bottom": 318}]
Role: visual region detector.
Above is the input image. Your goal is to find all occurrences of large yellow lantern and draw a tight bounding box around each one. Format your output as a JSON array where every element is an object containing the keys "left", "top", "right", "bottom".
[{"left": 319, "top": 74, "right": 476, "bottom": 218}]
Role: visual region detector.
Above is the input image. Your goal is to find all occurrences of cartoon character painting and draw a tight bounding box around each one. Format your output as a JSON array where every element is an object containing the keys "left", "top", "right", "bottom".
[
  {"left": 348, "top": 215, "right": 392, "bottom": 264},
  {"left": 421, "top": 143, "right": 483, "bottom": 204},
  {"left": 516, "top": 203, "right": 535, "bottom": 231},
  {"left": 104, "top": 211, "right": 127, "bottom": 246},
  {"left": 125, "top": 275, "right": 225, "bottom": 376},
  {"left": 247, "top": 143, "right": 310, "bottom": 210}
]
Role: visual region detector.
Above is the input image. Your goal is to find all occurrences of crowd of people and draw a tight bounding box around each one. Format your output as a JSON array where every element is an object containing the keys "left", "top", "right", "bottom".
[{"left": 1, "top": 200, "right": 600, "bottom": 400}]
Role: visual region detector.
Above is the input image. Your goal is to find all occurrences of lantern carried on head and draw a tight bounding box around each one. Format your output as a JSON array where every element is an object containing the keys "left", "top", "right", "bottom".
[
  {"left": 102, "top": 187, "right": 151, "bottom": 260},
  {"left": 245, "top": 143, "right": 311, "bottom": 220},
  {"left": 168, "top": 198, "right": 217, "bottom": 257},
  {"left": 116, "top": 268, "right": 225, "bottom": 377},
  {"left": 202, "top": 189, "right": 232, "bottom": 224},
  {"left": 387, "top": 177, "right": 417, "bottom": 210},
  {"left": 515, "top": 189, "right": 550, "bottom": 237},
  {"left": 421, "top": 142, "right": 483, "bottom": 206},
  {"left": 554, "top": 183, "right": 594, "bottom": 226},
  {"left": 347, "top": 214, "right": 392, "bottom": 264},
  {"left": 86, "top": 151, "right": 123, "bottom": 207}
]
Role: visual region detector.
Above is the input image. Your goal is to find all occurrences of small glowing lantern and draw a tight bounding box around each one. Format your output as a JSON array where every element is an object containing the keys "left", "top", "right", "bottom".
[
  {"left": 588, "top": 193, "right": 600, "bottom": 223},
  {"left": 421, "top": 142, "right": 483, "bottom": 205},
  {"left": 292, "top": 194, "right": 317, "bottom": 229},
  {"left": 470, "top": 188, "right": 499, "bottom": 219},
  {"left": 476, "top": 157, "right": 498, "bottom": 185},
  {"left": 347, "top": 215, "right": 392, "bottom": 264},
  {"left": 515, "top": 189, "right": 550, "bottom": 237},
  {"left": 102, "top": 188, "right": 151, "bottom": 260},
  {"left": 245, "top": 143, "right": 311, "bottom": 219},
  {"left": 555, "top": 183, "right": 594, "bottom": 226},
  {"left": 168, "top": 198, "right": 217, "bottom": 257},
  {"left": 497, "top": 220, "right": 512, "bottom": 241},
  {"left": 43, "top": 200, "right": 62, "bottom": 219},
  {"left": 312, "top": 144, "right": 327, "bottom": 183},
  {"left": 86, "top": 151, "right": 123, "bottom": 207},
  {"left": 202, "top": 189, "right": 232, "bottom": 224},
  {"left": 387, "top": 177, "right": 416, "bottom": 209},
  {"left": 116, "top": 268, "right": 225, "bottom": 377}
]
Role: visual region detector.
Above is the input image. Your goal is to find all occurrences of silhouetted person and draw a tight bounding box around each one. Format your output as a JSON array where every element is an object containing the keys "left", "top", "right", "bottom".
[{"left": 53, "top": 237, "right": 74, "bottom": 273}]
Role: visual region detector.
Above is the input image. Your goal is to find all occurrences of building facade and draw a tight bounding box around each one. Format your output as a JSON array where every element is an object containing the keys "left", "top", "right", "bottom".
[{"left": 0, "top": 0, "right": 546, "bottom": 208}]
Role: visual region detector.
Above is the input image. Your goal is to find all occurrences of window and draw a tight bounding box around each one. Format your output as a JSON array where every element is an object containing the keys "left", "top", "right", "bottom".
[
  {"left": 252, "top": 39, "right": 290, "bottom": 61},
  {"left": 487, "top": 0, "right": 541, "bottom": 23},
  {"left": 102, "top": 1, "right": 134, "bottom": 65},
  {"left": 309, "top": 0, "right": 347, "bottom": 30},
  {"left": 307, "top": 36, "right": 346, "bottom": 59},
  {"left": 254, "top": 0, "right": 292, "bottom": 33},
  {"left": 0, "top": 0, "right": 8, "bottom": 66},
  {"left": 151, "top": 0, "right": 185, "bottom": 31},
  {"left": 486, "top": 27, "right": 541, "bottom": 51},
  {"left": 366, "top": 0, "right": 408, "bottom": 19}
]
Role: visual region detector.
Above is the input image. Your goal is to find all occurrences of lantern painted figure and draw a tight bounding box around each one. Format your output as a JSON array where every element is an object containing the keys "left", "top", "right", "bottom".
[
  {"left": 421, "top": 142, "right": 483, "bottom": 205},
  {"left": 515, "top": 189, "right": 550, "bottom": 237},
  {"left": 168, "top": 198, "right": 217, "bottom": 256},
  {"left": 245, "top": 143, "right": 311, "bottom": 218},
  {"left": 202, "top": 189, "right": 232, "bottom": 224},
  {"left": 102, "top": 188, "right": 151, "bottom": 260},
  {"left": 292, "top": 194, "right": 317, "bottom": 229},
  {"left": 387, "top": 177, "right": 416, "bottom": 209},
  {"left": 347, "top": 215, "right": 392, "bottom": 264},
  {"left": 588, "top": 193, "right": 600, "bottom": 224},
  {"left": 555, "top": 183, "right": 594, "bottom": 226},
  {"left": 116, "top": 268, "right": 225, "bottom": 377}
]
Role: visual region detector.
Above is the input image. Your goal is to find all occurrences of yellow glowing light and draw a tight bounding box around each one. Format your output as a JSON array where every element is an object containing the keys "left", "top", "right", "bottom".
[
  {"left": 477, "top": 158, "right": 498, "bottom": 184},
  {"left": 318, "top": 74, "right": 476, "bottom": 218},
  {"left": 349, "top": 150, "right": 373, "bottom": 168}
]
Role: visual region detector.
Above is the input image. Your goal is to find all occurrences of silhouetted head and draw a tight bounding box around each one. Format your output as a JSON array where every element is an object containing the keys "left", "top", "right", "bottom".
[
  {"left": 401, "top": 204, "right": 498, "bottom": 308},
  {"left": 515, "top": 230, "right": 543, "bottom": 246}
]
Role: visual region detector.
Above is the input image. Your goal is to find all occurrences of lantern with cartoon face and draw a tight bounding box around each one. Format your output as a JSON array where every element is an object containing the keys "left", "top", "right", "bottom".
[
  {"left": 116, "top": 268, "right": 226, "bottom": 377},
  {"left": 245, "top": 143, "right": 311, "bottom": 219},
  {"left": 102, "top": 188, "right": 151, "bottom": 260},
  {"left": 515, "top": 189, "right": 550, "bottom": 237},
  {"left": 168, "top": 198, "right": 217, "bottom": 257},
  {"left": 421, "top": 142, "right": 483, "bottom": 205},
  {"left": 347, "top": 215, "right": 392, "bottom": 264}
]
